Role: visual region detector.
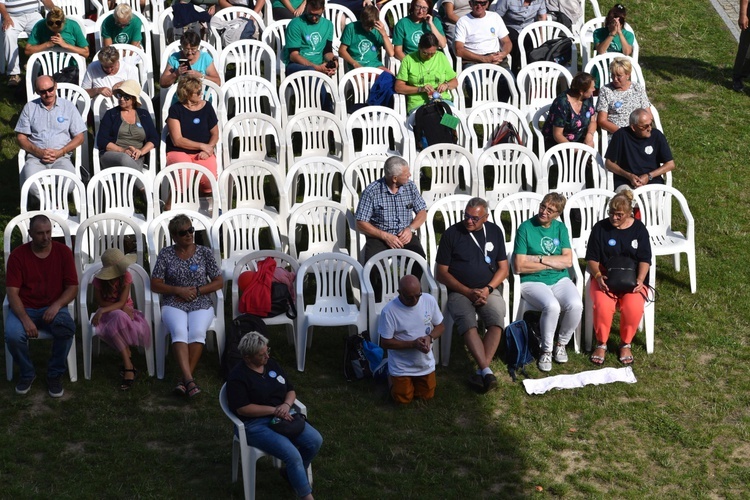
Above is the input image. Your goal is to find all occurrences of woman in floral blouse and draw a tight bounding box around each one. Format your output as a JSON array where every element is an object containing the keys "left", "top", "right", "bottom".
[{"left": 542, "top": 72, "right": 597, "bottom": 152}]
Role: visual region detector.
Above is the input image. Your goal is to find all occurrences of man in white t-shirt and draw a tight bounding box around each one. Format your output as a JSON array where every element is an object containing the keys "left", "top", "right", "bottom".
[
  {"left": 378, "top": 275, "right": 444, "bottom": 404},
  {"left": 454, "top": 0, "right": 512, "bottom": 67},
  {"left": 81, "top": 45, "right": 140, "bottom": 98}
]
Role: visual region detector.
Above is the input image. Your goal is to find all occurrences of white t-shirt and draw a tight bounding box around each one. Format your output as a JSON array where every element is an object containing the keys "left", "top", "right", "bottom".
[
  {"left": 378, "top": 293, "right": 443, "bottom": 377},
  {"left": 454, "top": 11, "right": 509, "bottom": 54},
  {"left": 82, "top": 59, "right": 140, "bottom": 90}
]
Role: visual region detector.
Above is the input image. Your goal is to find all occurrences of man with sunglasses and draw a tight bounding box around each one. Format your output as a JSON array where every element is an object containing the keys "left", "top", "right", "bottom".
[
  {"left": 435, "top": 197, "right": 509, "bottom": 393},
  {"left": 605, "top": 108, "right": 675, "bottom": 190},
  {"left": 282, "top": 0, "right": 337, "bottom": 77},
  {"left": 379, "top": 275, "right": 444, "bottom": 404},
  {"left": 15, "top": 75, "right": 86, "bottom": 197},
  {"left": 25, "top": 7, "right": 89, "bottom": 58},
  {"left": 453, "top": 0, "right": 512, "bottom": 68},
  {"left": 0, "top": 0, "right": 54, "bottom": 86}
]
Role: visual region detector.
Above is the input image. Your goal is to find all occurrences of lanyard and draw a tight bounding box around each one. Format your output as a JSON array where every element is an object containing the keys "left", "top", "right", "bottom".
[{"left": 468, "top": 226, "right": 492, "bottom": 264}]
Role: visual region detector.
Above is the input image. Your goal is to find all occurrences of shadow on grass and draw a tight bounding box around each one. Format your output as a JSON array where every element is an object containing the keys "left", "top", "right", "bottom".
[{"left": 639, "top": 56, "right": 735, "bottom": 89}]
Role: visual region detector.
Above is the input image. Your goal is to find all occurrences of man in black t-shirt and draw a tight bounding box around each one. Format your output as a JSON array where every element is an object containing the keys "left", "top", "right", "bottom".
[
  {"left": 435, "top": 197, "right": 509, "bottom": 392},
  {"left": 605, "top": 108, "right": 676, "bottom": 190}
]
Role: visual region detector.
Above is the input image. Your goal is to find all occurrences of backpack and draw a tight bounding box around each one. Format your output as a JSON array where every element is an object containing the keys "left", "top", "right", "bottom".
[
  {"left": 412, "top": 100, "right": 458, "bottom": 151},
  {"left": 504, "top": 320, "right": 534, "bottom": 381},
  {"left": 344, "top": 332, "right": 387, "bottom": 381},
  {"left": 528, "top": 37, "right": 574, "bottom": 66},
  {"left": 523, "top": 310, "right": 543, "bottom": 359},
  {"left": 267, "top": 282, "right": 297, "bottom": 319},
  {"left": 220, "top": 314, "right": 270, "bottom": 379},
  {"left": 490, "top": 121, "right": 524, "bottom": 147},
  {"left": 210, "top": 15, "right": 259, "bottom": 45}
]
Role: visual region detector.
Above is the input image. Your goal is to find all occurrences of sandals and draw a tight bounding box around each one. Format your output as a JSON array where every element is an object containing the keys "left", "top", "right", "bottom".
[
  {"left": 618, "top": 343, "right": 634, "bottom": 365},
  {"left": 120, "top": 368, "right": 138, "bottom": 391},
  {"left": 590, "top": 344, "right": 607, "bottom": 366},
  {"left": 174, "top": 380, "right": 187, "bottom": 396},
  {"left": 185, "top": 379, "right": 202, "bottom": 398}
]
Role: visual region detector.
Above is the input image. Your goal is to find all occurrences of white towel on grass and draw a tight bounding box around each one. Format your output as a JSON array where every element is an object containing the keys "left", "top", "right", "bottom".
[{"left": 522, "top": 367, "right": 637, "bottom": 395}]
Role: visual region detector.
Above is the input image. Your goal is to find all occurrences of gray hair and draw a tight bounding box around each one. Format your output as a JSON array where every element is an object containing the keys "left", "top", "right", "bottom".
[
  {"left": 98, "top": 45, "right": 120, "bottom": 65},
  {"left": 167, "top": 214, "right": 192, "bottom": 236},
  {"left": 384, "top": 156, "right": 409, "bottom": 179},
  {"left": 465, "top": 197, "right": 489, "bottom": 213},
  {"left": 629, "top": 108, "right": 650, "bottom": 127},
  {"left": 113, "top": 3, "right": 132, "bottom": 20},
  {"left": 238, "top": 331, "right": 269, "bottom": 357}
]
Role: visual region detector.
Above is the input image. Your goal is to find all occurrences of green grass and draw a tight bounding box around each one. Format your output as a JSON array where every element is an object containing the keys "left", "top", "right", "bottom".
[{"left": 2, "top": 0, "right": 750, "bottom": 497}]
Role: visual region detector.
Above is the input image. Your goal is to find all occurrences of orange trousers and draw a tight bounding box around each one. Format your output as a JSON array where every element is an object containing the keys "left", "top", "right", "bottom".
[
  {"left": 590, "top": 279, "right": 646, "bottom": 344},
  {"left": 165, "top": 152, "right": 218, "bottom": 194}
]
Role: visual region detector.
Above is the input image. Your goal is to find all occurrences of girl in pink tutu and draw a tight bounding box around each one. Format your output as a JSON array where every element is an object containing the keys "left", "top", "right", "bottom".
[{"left": 92, "top": 248, "right": 151, "bottom": 391}]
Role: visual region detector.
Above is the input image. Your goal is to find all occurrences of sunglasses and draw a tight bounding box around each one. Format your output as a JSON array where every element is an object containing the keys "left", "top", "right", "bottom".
[
  {"left": 37, "top": 86, "right": 55, "bottom": 95},
  {"left": 114, "top": 92, "right": 132, "bottom": 100},
  {"left": 177, "top": 226, "right": 195, "bottom": 237},
  {"left": 472, "top": 1, "right": 489, "bottom": 6},
  {"left": 46, "top": 20, "right": 63, "bottom": 27},
  {"left": 464, "top": 211, "right": 486, "bottom": 223}
]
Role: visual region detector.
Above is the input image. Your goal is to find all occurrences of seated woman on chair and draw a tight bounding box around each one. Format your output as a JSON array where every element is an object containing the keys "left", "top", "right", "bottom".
[
  {"left": 542, "top": 71, "right": 597, "bottom": 151},
  {"left": 227, "top": 331, "right": 323, "bottom": 500},
  {"left": 512, "top": 192, "right": 582, "bottom": 373},
  {"left": 593, "top": 4, "right": 634, "bottom": 57},
  {"left": 158, "top": 31, "right": 222, "bottom": 90},
  {"left": 393, "top": 0, "right": 447, "bottom": 61},
  {"left": 151, "top": 214, "right": 223, "bottom": 398},
  {"left": 585, "top": 189, "right": 652, "bottom": 366},
  {"left": 596, "top": 57, "right": 651, "bottom": 134}
]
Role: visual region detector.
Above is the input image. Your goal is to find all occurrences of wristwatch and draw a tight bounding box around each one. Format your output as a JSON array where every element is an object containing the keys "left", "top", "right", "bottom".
[
  {"left": 409, "top": 225, "right": 418, "bottom": 235},
  {"left": 486, "top": 285, "right": 494, "bottom": 294},
  {"left": 647, "top": 173, "right": 653, "bottom": 181}
]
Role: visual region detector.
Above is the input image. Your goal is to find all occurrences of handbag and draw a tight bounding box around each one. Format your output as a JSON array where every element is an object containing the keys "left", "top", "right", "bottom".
[
  {"left": 490, "top": 121, "right": 524, "bottom": 146},
  {"left": 270, "top": 411, "right": 306, "bottom": 439},
  {"left": 605, "top": 255, "right": 638, "bottom": 293}
]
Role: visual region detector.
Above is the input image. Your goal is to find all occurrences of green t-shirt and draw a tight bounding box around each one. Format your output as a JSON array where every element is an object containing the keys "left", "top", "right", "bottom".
[
  {"left": 392, "top": 16, "right": 444, "bottom": 55},
  {"left": 514, "top": 217, "right": 571, "bottom": 285},
  {"left": 340, "top": 21, "right": 385, "bottom": 71},
  {"left": 101, "top": 14, "right": 143, "bottom": 44},
  {"left": 396, "top": 50, "right": 456, "bottom": 113},
  {"left": 282, "top": 15, "right": 333, "bottom": 66},
  {"left": 272, "top": 0, "right": 303, "bottom": 10},
  {"left": 592, "top": 27, "right": 634, "bottom": 54},
  {"left": 28, "top": 18, "right": 88, "bottom": 48}
]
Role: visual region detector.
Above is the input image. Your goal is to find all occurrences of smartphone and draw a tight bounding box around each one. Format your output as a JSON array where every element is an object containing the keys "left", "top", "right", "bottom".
[{"left": 179, "top": 58, "right": 191, "bottom": 70}]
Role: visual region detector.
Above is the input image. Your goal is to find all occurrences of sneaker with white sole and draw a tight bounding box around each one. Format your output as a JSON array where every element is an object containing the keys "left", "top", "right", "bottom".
[
  {"left": 538, "top": 352, "right": 552, "bottom": 372},
  {"left": 15, "top": 375, "right": 36, "bottom": 395},
  {"left": 47, "top": 376, "right": 64, "bottom": 398},
  {"left": 554, "top": 344, "right": 568, "bottom": 363}
]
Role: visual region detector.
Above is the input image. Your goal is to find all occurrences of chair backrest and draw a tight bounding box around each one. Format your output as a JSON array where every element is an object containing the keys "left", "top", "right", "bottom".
[
  {"left": 466, "top": 102, "right": 533, "bottom": 155},
  {"left": 284, "top": 110, "right": 347, "bottom": 166},
  {"left": 219, "top": 160, "right": 287, "bottom": 215},
  {"left": 288, "top": 200, "right": 354, "bottom": 262},
  {"left": 378, "top": 0, "right": 412, "bottom": 31},
  {"left": 633, "top": 184, "right": 694, "bottom": 240},
  {"left": 219, "top": 39, "right": 276, "bottom": 84},
  {"left": 342, "top": 155, "right": 388, "bottom": 210},
  {"left": 209, "top": 7, "right": 266, "bottom": 51},
  {"left": 4, "top": 211, "right": 71, "bottom": 269},
  {"left": 260, "top": 19, "right": 291, "bottom": 82},
  {"left": 284, "top": 156, "right": 348, "bottom": 212},
  {"left": 491, "top": 191, "right": 545, "bottom": 247},
  {"left": 74, "top": 212, "right": 144, "bottom": 278},
  {"left": 222, "top": 74, "right": 281, "bottom": 122},
  {"left": 152, "top": 162, "right": 221, "bottom": 221},
  {"left": 146, "top": 210, "right": 214, "bottom": 266},
  {"left": 530, "top": 104, "right": 551, "bottom": 160},
  {"left": 94, "top": 11, "right": 153, "bottom": 72},
  {"left": 455, "top": 63, "right": 519, "bottom": 113},
  {"left": 345, "top": 106, "right": 410, "bottom": 162},
  {"left": 336, "top": 67, "right": 384, "bottom": 119},
  {"left": 210, "top": 207, "right": 283, "bottom": 267},
  {"left": 515, "top": 61, "right": 573, "bottom": 121},
  {"left": 86, "top": 167, "right": 153, "bottom": 221},
  {"left": 20, "top": 169, "right": 87, "bottom": 224},
  {"left": 563, "top": 188, "right": 615, "bottom": 258},
  {"left": 25, "top": 50, "right": 87, "bottom": 99},
  {"left": 518, "top": 20, "right": 578, "bottom": 74},
  {"left": 221, "top": 113, "right": 285, "bottom": 168},
  {"left": 56, "top": 82, "right": 91, "bottom": 119},
  {"left": 583, "top": 53, "right": 645, "bottom": 90},
  {"left": 325, "top": 2, "right": 356, "bottom": 43},
  {"left": 412, "top": 144, "right": 477, "bottom": 209},
  {"left": 231, "top": 250, "right": 300, "bottom": 317},
  {"left": 296, "top": 252, "right": 364, "bottom": 304},
  {"left": 278, "top": 70, "right": 339, "bottom": 125},
  {"left": 476, "top": 144, "right": 542, "bottom": 205},
  {"left": 424, "top": 194, "right": 474, "bottom": 263},
  {"left": 540, "top": 143, "right": 609, "bottom": 197}
]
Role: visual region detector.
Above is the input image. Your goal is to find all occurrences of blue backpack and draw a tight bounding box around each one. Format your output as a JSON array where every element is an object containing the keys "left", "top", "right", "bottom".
[{"left": 504, "top": 320, "right": 534, "bottom": 381}]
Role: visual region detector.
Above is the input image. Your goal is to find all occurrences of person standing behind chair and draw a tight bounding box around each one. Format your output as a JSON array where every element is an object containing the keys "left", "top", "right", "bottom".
[
  {"left": 435, "top": 197, "right": 509, "bottom": 393},
  {"left": 379, "top": 275, "right": 444, "bottom": 404},
  {"left": 733, "top": 0, "right": 750, "bottom": 91},
  {"left": 0, "top": 0, "right": 54, "bottom": 86},
  {"left": 151, "top": 214, "right": 223, "bottom": 398},
  {"left": 5, "top": 214, "right": 78, "bottom": 398},
  {"left": 512, "top": 192, "right": 582, "bottom": 373},
  {"left": 24, "top": 7, "right": 89, "bottom": 58},
  {"left": 227, "top": 331, "right": 322, "bottom": 500}
]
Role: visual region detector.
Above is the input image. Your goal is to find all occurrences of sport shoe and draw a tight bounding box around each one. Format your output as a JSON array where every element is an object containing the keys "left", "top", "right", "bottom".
[
  {"left": 7, "top": 74, "right": 21, "bottom": 87},
  {"left": 47, "top": 376, "right": 64, "bottom": 398},
  {"left": 733, "top": 77, "right": 744, "bottom": 92},
  {"left": 483, "top": 373, "right": 498, "bottom": 392},
  {"left": 538, "top": 352, "right": 552, "bottom": 372},
  {"left": 554, "top": 344, "right": 568, "bottom": 363},
  {"left": 15, "top": 375, "right": 36, "bottom": 395}
]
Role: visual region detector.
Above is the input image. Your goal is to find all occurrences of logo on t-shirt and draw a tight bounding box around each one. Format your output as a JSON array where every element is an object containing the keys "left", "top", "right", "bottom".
[
  {"left": 309, "top": 32, "right": 322, "bottom": 48},
  {"left": 541, "top": 236, "right": 558, "bottom": 255},
  {"left": 358, "top": 39, "right": 373, "bottom": 60},
  {"left": 57, "top": 116, "right": 67, "bottom": 123},
  {"left": 608, "top": 238, "right": 616, "bottom": 246},
  {"left": 644, "top": 146, "right": 653, "bottom": 155},
  {"left": 114, "top": 32, "right": 130, "bottom": 44},
  {"left": 411, "top": 30, "right": 424, "bottom": 47},
  {"left": 631, "top": 239, "right": 639, "bottom": 249},
  {"left": 193, "top": 118, "right": 201, "bottom": 124}
]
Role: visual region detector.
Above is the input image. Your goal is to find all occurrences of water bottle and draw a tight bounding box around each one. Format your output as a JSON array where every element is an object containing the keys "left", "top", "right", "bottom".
[{"left": 432, "top": 91, "right": 441, "bottom": 100}]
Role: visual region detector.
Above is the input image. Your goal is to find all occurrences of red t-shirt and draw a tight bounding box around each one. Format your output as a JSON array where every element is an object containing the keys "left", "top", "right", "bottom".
[{"left": 6, "top": 241, "right": 78, "bottom": 309}]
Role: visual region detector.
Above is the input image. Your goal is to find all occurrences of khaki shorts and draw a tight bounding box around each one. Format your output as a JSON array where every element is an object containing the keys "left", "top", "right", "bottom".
[{"left": 448, "top": 289, "right": 506, "bottom": 335}]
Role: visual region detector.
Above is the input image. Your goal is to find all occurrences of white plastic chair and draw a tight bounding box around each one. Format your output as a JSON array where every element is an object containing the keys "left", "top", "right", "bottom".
[
  {"left": 563, "top": 188, "right": 615, "bottom": 259},
  {"left": 20, "top": 169, "right": 86, "bottom": 238},
  {"left": 531, "top": 104, "right": 551, "bottom": 161},
  {"left": 477, "top": 144, "right": 542, "bottom": 205},
  {"left": 284, "top": 156, "right": 348, "bottom": 213},
  {"left": 518, "top": 20, "right": 578, "bottom": 75},
  {"left": 584, "top": 53, "right": 645, "bottom": 90},
  {"left": 79, "top": 262, "right": 156, "bottom": 379},
  {"left": 378, "top": 0, "right": 411, "bottom": 31},
  {"left": 221, "top": 113, "right": 285, "bottom": 170},
  {"left": 295, "top": 253, "right": 368, "bottom": 371},
  {"left": 516, "top": 62, "right": 573, "bottom": 122},
  {"left": 209, "top": 7, "right": 266, "bottom": 51},
  {"left": 86, "top": 167, "right": 153, "bottom": 235},
  {"left": 412, "top": 144, "right": 477, "bottom": 210},
  {"left": 345, "top": 106, "right": 410, "bottom": 162},
  {"left": 218, "top": 384, "right": 311, "bottom": 500},
  {"left": 219, "top": 39, "right": 276, "bottom": 85},
  {"left": 288, "top": 200, "right": 356, "bottom": 263},
  {"left": 222, "top": 75, "right": 281, "bottom": 122},
  {"left": 25, "top": 50, "right": 87, "bottom": 105},
  {"left": 540, "top": 143, "right": 609, "bottom": 198},
  {"left": 342, "top": 155, "right": 388, "bottom": 210},
  {"left": 325, "top": 2, "right": 356, "bottom": 43},
  {"left": 278, "top": 70, "right": 340, "bottom": 126},
  {"left": 74, "top": 212, "right": 145, "bottom": 279},
  {"left": 53, "top": 0, "right": 102, "bottom": 34},
  {"left": 456, "top": 63, "right": 519, "bottom": 114},
  {"left": 153, "top": 162, "right": 221, "bottom": 222},
  {"left": 219, "top": 160, "right": 288, "bottom": 226},
  {"left": 261, "top": 19, "right": 291, "bottom": 83},
  {"left": 3, "top": 211, "right": 78, "bottom": 382},
  {"left": 634, "top": 184, "right": 696, "bottom": 294},
  {"left": 466, "top": 102, "right": 533, "bottom": 155},
  {"left": 284, "top": 110, "right": 348, "bottom": 166},
  {"left": 336, "top": 67, "right": 384, "bottom": 120}
]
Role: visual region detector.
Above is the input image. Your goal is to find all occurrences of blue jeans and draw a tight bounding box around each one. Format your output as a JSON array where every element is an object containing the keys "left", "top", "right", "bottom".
[
  {"left": 4, "top": 307, "right": 76, "bottom": 380},
  {"left": 244, "top": 417, "right": 323, "bottom": 497}
]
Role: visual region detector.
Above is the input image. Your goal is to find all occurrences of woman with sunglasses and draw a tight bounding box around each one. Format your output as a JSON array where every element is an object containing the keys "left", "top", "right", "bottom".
[
  {"left": 159, "top": 31, "right": 221, "bottom": 89},
  {"left": 393, "top": 0, "right": 447, "bottom": 61},
  {"left": 151, "top": 214, "right": 223, "bottom": 398},
  {"left": 96, "top": 79, "right": 158, "bottom": 171},
  {"left": 585, "top": 189, "right": 651, "bottom": 366},
  {"left": 512, "top": 192, "right": 582, "bottom": 373},
  {"left": 25, "top": 7, "right": 89, "bottom": 58}
]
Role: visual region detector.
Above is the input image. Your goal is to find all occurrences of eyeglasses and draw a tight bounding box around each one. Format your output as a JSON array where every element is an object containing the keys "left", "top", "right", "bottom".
[
  {"left": 636, "top": 123, "right": 653, "bottom": 130},
  {"left": 464, "top": 211, "right": 486, "bottom": 223},
  {"left": 181, "top": 47, "right": 199, "bottom": 54},
  {"left": 37, "top": 86, "right": 55, "bottom": 95},
  {"left": 114, "top": 92, "right": 132, "bottom": 100},
  {"left": 177, "top": 226, "right": 195, "bottom": 236},
  {"left": 307, "top": 11, "right": 323, "bottom": 18},
  {"left": 46, "top": 20, "right": 63, "bottom": 27},
  {"left": 472, "top": 1, "right": 489, "bottom": 6},
  {"left": 539, "top": 204, "right": 559, "bottom": 214},
  {"left": 414, "top": 5, "right": 429, "bottom": 11}
]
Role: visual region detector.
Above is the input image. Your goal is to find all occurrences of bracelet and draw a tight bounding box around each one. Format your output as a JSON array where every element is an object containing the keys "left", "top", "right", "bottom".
[
  {"left": 282, "top": 402, "right": 291, "bottom": 408},
  {"left": 594, "top": 272, "right": 602, "bottom": 279}
]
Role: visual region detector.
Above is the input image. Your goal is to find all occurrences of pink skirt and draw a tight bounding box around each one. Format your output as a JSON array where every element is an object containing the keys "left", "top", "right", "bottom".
[{"left": 96, "top": 309, "right": 152, "bottom": 352}]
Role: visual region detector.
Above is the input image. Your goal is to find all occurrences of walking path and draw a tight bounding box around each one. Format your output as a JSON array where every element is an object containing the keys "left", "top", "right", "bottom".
[{"left": 711, "top": 0, "right": 741, "bottom": 41}]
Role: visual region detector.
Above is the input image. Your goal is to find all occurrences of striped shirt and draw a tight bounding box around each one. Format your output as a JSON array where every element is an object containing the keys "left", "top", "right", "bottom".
[{"left": 0, "top": 0, "right": 41, "bottom": 16}]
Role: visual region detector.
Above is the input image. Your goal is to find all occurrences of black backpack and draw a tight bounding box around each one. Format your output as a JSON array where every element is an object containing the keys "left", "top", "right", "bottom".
[
  {"left": 413, "top": 100, "right": 458, "bottom": 151},
  {"left": 220, "top": 314, "right": 270, "bottom": 379},
  {"left": 528, "top": 37, "right": 574, "bottom": 66},
  {"left": 503, "top": 320, "right": 534, "bottom": 381}
]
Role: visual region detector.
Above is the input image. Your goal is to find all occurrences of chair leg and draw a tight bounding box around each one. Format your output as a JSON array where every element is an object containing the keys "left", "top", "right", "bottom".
[
  {"left": 6, "top": 343, "right": 14, "bottom": 381},
  {"left": 296, "top": 322, "right": 308, "bottom": 372},
  {"left": 441, "top": 313, "right": 453, "bottom": 367},
  {"left": 231, "top": 438, "right": 240, "bottom": 483},
  {"left": 688, "top": 249, "right": 697, "bottom": 294},
  {"left": 67, "top": 339, "right": 78, "bottom": 382}
]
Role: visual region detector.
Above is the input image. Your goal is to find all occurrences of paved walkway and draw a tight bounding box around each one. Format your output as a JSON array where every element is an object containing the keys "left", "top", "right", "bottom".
[{"left": 711, "top": 0, "right": 741, "bottom": 41}]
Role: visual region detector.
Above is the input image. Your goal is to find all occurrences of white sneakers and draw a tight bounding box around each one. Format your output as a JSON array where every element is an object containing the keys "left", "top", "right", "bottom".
[
  {"left": 539, "top": 344, "right": 568, "bottom": 372},
  {"left": 554, "top": 344, "right": 568, "bottom": 363}
]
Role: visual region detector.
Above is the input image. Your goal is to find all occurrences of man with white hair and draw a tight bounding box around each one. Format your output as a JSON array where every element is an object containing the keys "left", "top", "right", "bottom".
[
  {"left": 101, "top": 3, "right": 143, "bottom": 47},
  {"left": 82, "top": 45, "right": 139, "bottom": 98}
]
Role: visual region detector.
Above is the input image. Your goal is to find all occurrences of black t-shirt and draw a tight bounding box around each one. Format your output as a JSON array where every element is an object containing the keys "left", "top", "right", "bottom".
[
  {"left": 585, "top": 218, "right": 652, "bottom": 279},
  {"left": 165, "top": 102, "right": 218, "bottom": 154},
  {"left": 226, "top": 359, "right": 294, "bottom": 422},
  {"left": 435, "top": 221, "right": 507, "bottom": 289},
  {"left": 605, "top": 127, "right": 673, "bottom": 188}
]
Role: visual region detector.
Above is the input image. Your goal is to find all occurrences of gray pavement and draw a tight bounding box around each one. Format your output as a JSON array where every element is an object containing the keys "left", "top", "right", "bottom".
[{"left": 712, "top": 0, "right": 742, "bottom": 41}]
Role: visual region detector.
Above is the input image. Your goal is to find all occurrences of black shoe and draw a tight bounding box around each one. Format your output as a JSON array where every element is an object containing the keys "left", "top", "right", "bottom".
[
  {"left": 468, "top": 373, "right": 485, "bottom": 392},
  {"left": 47, "top": 376, "right": 64, "bottom": 398},
  {"left": 15, "top": 375, "right": 36, "bottom": 395},
  {"left": 733, "top": 78, "right": 744, "bottom": 92},
  {"left": 483, "top": 373, "right": 498, "bottom": 392}
]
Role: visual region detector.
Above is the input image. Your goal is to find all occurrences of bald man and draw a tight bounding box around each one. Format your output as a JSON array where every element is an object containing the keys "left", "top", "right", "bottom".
[{"left": 378, "top": 275, "right": 444, "bottom": 404}]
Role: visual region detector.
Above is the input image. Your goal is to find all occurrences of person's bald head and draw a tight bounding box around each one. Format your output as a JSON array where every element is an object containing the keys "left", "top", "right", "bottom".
[{"left": 397, "top": 275, "right": 422, "bottom": 306}]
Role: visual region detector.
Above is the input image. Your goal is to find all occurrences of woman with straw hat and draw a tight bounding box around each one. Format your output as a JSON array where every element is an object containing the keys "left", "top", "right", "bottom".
[{"left": 92, "top": 248, "right": 151, "bottom": 390}]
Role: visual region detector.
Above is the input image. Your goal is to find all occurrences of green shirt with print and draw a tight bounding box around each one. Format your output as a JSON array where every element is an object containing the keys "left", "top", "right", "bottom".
[
  {"left": 396, "top": 50, "right": 456, "bottom": 113},
  {"left": 101, "top": 14, "right": 143, "bottom": 44},
  {"left": 340, "top": 21, "right": 386, "bottom": 70},
  {"left": 28, "top": 18, "right": 88, "bottom": 48},
  {"left": 392, "top": 16, "right": 444, "bottom": 55},
  {"left": 514, "top": 217, "right": 571, "bottom": 285},
  {"left": 282, "top": 14, "right": 333, "bottom": 66}
]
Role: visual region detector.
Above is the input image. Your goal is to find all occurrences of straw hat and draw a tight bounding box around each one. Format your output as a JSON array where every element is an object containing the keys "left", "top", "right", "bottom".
[
  {"left": 117, "top": 80, "right": 142, "bottom": 105},
  {"left": 96, "top": 248, "right": 137, "bottom": 280}
]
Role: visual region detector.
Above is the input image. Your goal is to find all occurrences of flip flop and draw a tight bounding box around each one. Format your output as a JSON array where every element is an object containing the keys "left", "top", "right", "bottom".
[
  {"left": 590, "top": 344, "right": 607, "bottom": 366},
  {"left": 619, "top": 343, "right": 634, "bottom": 365}
]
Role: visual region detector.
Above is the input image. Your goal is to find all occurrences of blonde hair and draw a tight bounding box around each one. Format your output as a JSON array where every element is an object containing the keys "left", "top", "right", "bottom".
[
  {"left": 176, "top": 76, "right": 202, "bottom": 104},
  {"left": 609, "top": 190, "right": 634, "bottom": 215},
  {"left": 46, "top": 7, "right": 66, "bottom": 24},
  {"left": 609, "top": 57, "right": 632, "bottom": 77},
  {"left": 541, "top": 192, "right": 567, "bottom": 213}
]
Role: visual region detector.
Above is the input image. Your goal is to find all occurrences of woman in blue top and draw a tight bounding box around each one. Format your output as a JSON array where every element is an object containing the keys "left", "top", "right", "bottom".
[
  {"left": 542, "top": 72, "right": 597, "bottom": 151},
  {"left": 159, "top": 31, "right": 221, "bottom": 90},
  {"left": 512, "top": 192, "right": 582, "bottom": 373}
]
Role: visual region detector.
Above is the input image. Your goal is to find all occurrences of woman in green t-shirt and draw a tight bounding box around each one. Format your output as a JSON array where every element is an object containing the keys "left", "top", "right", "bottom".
[
  {"left": 512, "top": 192, "right": 582, "bottom": 373},
  {"left": 593, "top": 4, "right": 634, "bottom": 57}
]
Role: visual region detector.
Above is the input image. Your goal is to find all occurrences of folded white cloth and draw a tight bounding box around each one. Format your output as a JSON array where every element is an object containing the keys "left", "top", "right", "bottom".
[{"left": 522, "top": 366, "right": 637, "bottom": 395}]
